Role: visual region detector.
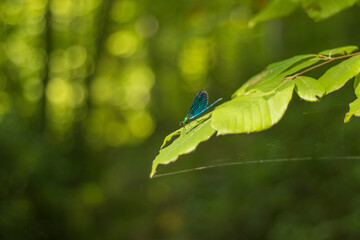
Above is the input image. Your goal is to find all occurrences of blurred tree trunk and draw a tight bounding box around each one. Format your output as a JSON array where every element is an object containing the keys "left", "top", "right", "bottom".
[
  {"left": 84, "top": 0, "right": 112, "bottom": 112},
  {"left": 41, "top": 0, "right": 52, "bottom": 134},
  {"left": 72, "top": 0, "right": 112, "bottom": 155}
]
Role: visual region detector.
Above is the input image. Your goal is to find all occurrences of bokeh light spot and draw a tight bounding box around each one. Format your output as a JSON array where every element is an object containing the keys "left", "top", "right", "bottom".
[
  {"left": 90, "top": 77, "right": 113, "bottom": 105},
  {"left": 0, "top": 0, "right": 24, "bottom": 25},
  {"left": 127, "top": 111, "right": 154, "bottom": 139},
  {"left": 135, "top": 15, "right": 159, "bottom": 38},
  {"left": 6, "top": 39, "right": 29, "bottom": 66},
  {"left": 120, "top": 65, "right": 154, "bottom": 110},
  {"left": 46, "top": 78, "right": 72, "bottom": 105},
  {"left": 74, "top": 0, "right": 101, "bottom": 16},
  {"left": 106, "top": 31, "right": 138, "bottom": 57},
  {"left": 49, "top": 49, "right": 68, "bottom": 73},
  {"left": 178, "top": 38, "right": 213, "bottom": 87},
  {"left": 124, "top": 85, "right": 150, "bottom": 110},
  {"left": 24, "top": 77, "right": 43, "bottom": 102},
  {"left": 111, "top": 0, "right": 137, "bottom": 23},
  {"left": 67, "top": 45, "right": 87, "bottom": 69},
  {"left": 27, "top": 0, "right": 47, "bottom": 15},
  {"left": 28, "top": 49, "right": 45, "bottom": 71},
  {"left": 50, "top": 0, "right": 72, "bottom": 16}
]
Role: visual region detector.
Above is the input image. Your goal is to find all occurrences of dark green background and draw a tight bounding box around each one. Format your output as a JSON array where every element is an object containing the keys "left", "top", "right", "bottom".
[{"left": 1, "top": 0, "right": 359, "bottom": 239}]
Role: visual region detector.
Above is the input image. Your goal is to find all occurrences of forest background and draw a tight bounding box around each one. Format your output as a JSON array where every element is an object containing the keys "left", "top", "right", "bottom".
[{"left": 1, "top": 0, "right": 360, "bottom": 239}]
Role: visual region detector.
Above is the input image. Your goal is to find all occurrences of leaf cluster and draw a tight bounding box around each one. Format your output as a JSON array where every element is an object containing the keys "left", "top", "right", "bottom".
[
  {"left": 151, "top": 46, "right": 360, "bottom": 178},
  {"left": 249, "top": 0, "right": 359, "bottom": 27}
]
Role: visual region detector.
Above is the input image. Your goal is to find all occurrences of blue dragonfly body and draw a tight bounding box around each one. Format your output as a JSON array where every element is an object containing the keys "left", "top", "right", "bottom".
[{"left": 180, "top": 90, "right": 222, "bottom": 126}]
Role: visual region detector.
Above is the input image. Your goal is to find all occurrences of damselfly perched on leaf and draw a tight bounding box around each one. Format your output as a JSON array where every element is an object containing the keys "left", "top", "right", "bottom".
[{"left": 180, "top": 90, "right": 222, "bottom": 127}]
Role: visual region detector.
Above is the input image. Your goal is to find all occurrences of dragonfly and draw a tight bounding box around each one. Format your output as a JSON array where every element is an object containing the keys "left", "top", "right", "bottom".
[{"left": 180, "top": 90, "right": 222, "bottom": 127}]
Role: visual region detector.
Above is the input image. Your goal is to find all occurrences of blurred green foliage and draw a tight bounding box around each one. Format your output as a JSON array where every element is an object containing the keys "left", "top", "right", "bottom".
[{"left": 0, "top": 0, "right": 360, "bottom": 239}]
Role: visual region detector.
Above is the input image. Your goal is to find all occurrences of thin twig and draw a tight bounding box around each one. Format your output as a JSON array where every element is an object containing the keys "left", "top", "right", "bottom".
[{"left": 290, "top": 51, "right": 360, "bottom": 79}]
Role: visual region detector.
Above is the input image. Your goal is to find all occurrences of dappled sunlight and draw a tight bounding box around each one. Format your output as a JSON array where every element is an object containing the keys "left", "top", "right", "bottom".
[
  {"left": 5, "top": 38, "right": 44, "bottom": 71},
  {"left": 51, "top": 0, "right": 100, "bottom": 17},
  {"left": 67, "top": 45, "right": 88, "bottom": 70},
  {"left": 90, "top": 76, "right": 113, "bottom": 105},
  {"left": 1, "top": 0, "right": 360, "bottom": 239},
  {"left": 83, "top": 107, "right": 155, "bottom": 146},
  {"left": 123, "top": 85, "right": 151, "bottom": 110},
  {"left": 135, "top": 15, "right": 159, "bottom": 38},
  {"left": 122, "top": 65, "right": 154, "bottom": 110},
  {"left": 178, "top": 37, "right": 214, "bottom": 88},
  {"left": 127, "top": 111, "right": 154, "bottom": 139},
  {"left": 46, "top": 78, "right": 76, "bottom": 131},
  {"left": 111, "top": 0, "right": 138, "bottom": 23},
  {"left": 0, "top": 1, "right": 25, "bottom": 25},
  {"left": 50, "top": 46, "right": 88, "bottom": 75},
  {"left": 106, "top": 31, "right": 139, "bottom": 57},
  {"left": 87, "top": 57, "right": 155, "bottom": 145},
  {"left": 23, "top": 77, "right": 43, "bottom": 102},
  {"left": 49, "top": 49, "right": 69, "bottom": 73},
  {"left": 50, "top": 0, "right": 72, "bottom": 16},
  {"left": 46, "top": 77, "right": 73, "bottom": 105}
]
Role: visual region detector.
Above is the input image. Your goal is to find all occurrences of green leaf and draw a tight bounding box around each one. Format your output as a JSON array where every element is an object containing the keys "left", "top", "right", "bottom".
[
  {"left": 249, "top": 0, "right": 299, "bottom": 28},
  {"left": 160, "top": 129, "right": 182, "bottom": 149},
  {"left": 302, "top": 0, "right": 358, "bottom": 21},
  {"left": 233, "top": 54, "right": 316, "bottom": 97},
  {"left": 354, "top": 74, "right": 360, "bottom": 97},
  {"left": 248, "top": 0, "right": 358, "bottom": 25},
  {"left": 150, "top": 116, "right": 215, "bottom": 178},
  {"left": 212, "top": 81, "right": 295, "bottom": 135},
  {"left": 247, "top": 56, "right": 320, "bottom": 93},
  {"left": 319, "top": 55, "right": 360, "bottom": 94},
  {"left": 319, "top": 45, "right": 359, "bottom": 56},
  {"left": 344, "top": 98, "right": 360, "bottom": 123},
  {"left": 151, "top": 46, "right": 360, "bottom": 178},
  {"left": 295, "top": 76, "right": 325, "bottom": 102}
]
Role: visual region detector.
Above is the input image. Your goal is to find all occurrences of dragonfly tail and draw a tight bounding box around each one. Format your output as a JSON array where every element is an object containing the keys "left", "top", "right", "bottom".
[{"left": 204, "top": 98, "right": 223, "bottom": 111}]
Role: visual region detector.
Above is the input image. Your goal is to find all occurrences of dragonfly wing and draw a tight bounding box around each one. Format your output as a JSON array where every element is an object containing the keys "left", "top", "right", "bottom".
[{"left": 187, "top": 90, "right": 208, "bottom": 119}]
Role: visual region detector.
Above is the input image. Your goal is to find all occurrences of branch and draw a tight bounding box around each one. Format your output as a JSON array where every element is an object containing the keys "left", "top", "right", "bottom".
[{"left": 289, "top": 51, "right": 360, "bottom": 80}]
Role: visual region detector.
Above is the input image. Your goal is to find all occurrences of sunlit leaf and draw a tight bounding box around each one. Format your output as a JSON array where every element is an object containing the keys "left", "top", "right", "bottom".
[
  {"left": 151, "top": 46, "right": 360, "bottom": 177},
  {"left": 233, "top": 54, "right": 316, "bottom": 97},
  {"left": 344, "top": 98, "right": 360, "bottom": 122},
  {"left": 160, "top": 129, "right": 182, "bottom": 149},
  {"left": 319, "top": 55, "right": 360, "bottom": 94},
  {"left": 302, "top": 0, "right": 358, "bottom": 21},
  {"left": 247, "top": 56, "right": 320, "bottom": 93},
  {"left": 249, "top": 0, "right": 299, "bottom": 27},
  {"left": 212, "top": 81, "right": 295, "bottom": 135},
  {"left": 295, "top": 76, "right": 325, "bottom": 102},
  {"left": 319, "top": 45, "right": 359, "bottom": 56},
  {"left": 354, "top": 74, "right": 360, "bottom": 97},
  {"left": 150, "top": 115, "right": 215, "bottom": 178}
]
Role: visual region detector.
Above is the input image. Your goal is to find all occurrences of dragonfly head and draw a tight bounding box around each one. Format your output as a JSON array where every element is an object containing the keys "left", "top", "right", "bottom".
[{"left": 179, "top": 117, "right": 188, "bottom": 127}]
